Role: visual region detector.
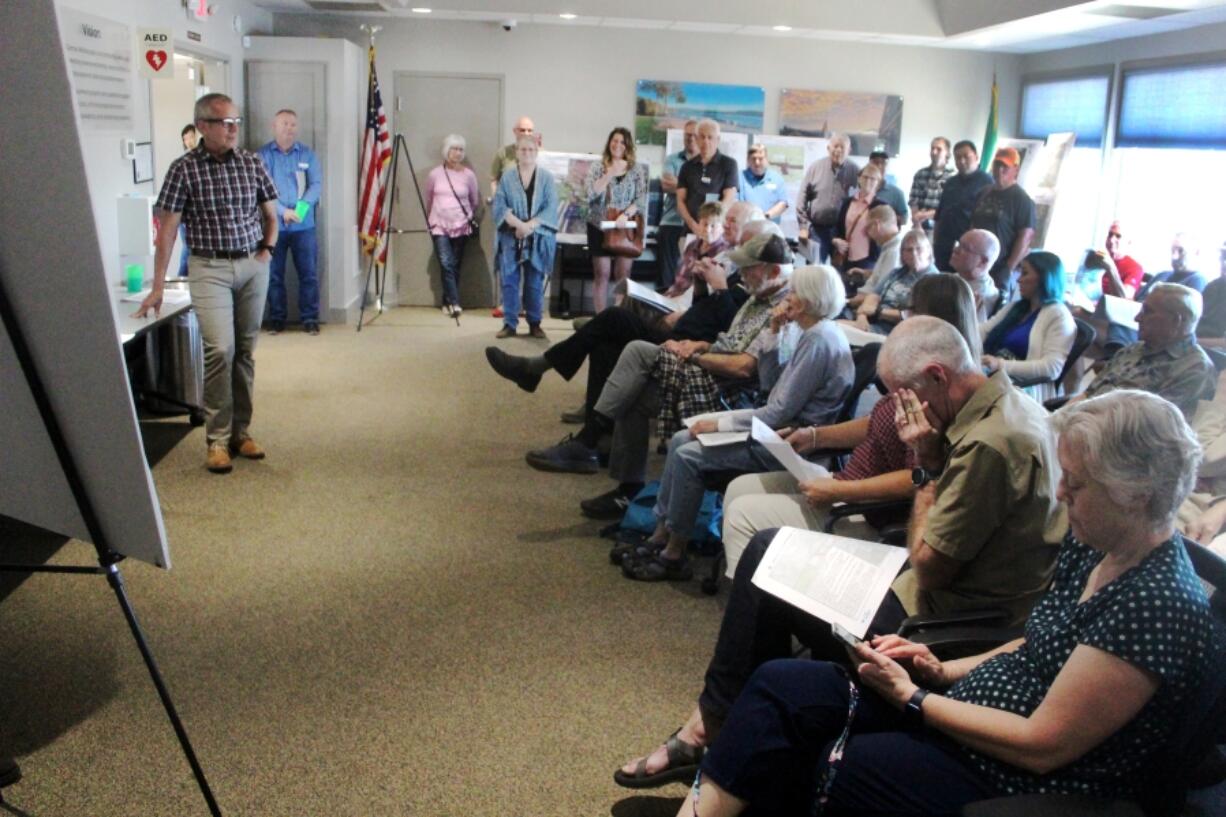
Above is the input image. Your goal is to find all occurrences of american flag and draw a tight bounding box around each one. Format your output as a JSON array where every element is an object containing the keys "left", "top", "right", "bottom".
[{"left": 358, "top": 47, "right": 392, "bottom": 265}]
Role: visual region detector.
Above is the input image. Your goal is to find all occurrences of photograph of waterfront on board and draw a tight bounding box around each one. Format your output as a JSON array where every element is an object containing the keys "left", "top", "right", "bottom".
[{"left": 635, "top": 79, "right": 765, "bottom": 146}]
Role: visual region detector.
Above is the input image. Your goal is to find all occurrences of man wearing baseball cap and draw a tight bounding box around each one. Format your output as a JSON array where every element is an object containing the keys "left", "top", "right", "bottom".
[{"left": 970, "top": 146, "right": 1036, "bottom": 292}]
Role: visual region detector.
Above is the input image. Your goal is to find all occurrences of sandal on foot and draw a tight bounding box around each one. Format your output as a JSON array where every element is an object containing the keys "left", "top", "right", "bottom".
[
  {"left": 613, "top": 730, "right": 705, "bottom": 789},
  {"left": 623, "top": 553, "right": 692, "bottom": 582},
  {"left": 609, "top": 538, "right": 662, "bottom": 566}
]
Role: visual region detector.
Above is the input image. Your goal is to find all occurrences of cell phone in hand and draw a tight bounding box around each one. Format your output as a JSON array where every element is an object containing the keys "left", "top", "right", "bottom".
[{"left": 831, "top": 623, "right": 865, "bottom": 649}]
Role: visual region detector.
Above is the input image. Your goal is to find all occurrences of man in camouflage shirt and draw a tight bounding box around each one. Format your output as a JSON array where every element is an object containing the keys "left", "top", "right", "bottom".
[{"left": 1077, "top": 283, "right": 1215, "bottom": 417}]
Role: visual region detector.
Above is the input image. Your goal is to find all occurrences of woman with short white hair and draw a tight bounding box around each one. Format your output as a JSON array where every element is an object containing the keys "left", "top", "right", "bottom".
[
  {"left": 424, "top": 133, "right": 481, "bottom": 317},
  {"left": 621, "top": 265, "right": 854, "bottom": 581}
]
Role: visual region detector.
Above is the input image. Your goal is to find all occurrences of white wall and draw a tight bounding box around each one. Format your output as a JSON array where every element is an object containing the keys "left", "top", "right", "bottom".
[
  {"left": 54, "top": 0, "right": 274, "bottom": 290},
  {"left": 272, "top": 15, "right": 1022, "bottom": 190}
]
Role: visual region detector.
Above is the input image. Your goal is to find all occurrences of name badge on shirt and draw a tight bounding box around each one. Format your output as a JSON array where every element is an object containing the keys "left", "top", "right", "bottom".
[
  {"left": 700, "top": 176, "right": 711, "bottom": 185},
  {"left": 765, "top": 183, "right": 777, "bottom": 190}
]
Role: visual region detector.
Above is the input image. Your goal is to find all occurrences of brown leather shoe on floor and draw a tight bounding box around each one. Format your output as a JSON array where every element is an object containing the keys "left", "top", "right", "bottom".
[
  {"left": 206, "top": 444, "right": 233, "bottom": 474},
  {"left": 528, "top": 324, "right": 548, "bottom": 340},
  {"left": 230, "top": 437, "right": 266, "bottom": 459},
  {"left": 495, "top": 326, "right": 516, "bottom": 339}
]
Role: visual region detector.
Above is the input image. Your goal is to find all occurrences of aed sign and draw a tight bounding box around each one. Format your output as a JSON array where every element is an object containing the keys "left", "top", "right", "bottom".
[{"left": 137, "top": 28, "right": 174, "bottom": 78}]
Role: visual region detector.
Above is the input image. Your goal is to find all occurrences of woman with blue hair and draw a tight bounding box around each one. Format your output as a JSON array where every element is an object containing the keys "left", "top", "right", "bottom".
[{"left": 980, "top": 250, "right": 1076, "bottom": 402}]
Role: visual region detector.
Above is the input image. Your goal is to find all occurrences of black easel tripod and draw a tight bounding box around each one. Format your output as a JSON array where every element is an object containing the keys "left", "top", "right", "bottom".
[
  {"left": 0, "top": 276, "right": 223, "bottom": 816},
  {"left": 357, "top": 133, "right": 459, "bottom": 330}
]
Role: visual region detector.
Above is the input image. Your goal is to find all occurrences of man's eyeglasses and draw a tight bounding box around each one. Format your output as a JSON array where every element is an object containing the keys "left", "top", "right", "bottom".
[{"left": 201, "top": 117, "right": 242, "bottom": 128}]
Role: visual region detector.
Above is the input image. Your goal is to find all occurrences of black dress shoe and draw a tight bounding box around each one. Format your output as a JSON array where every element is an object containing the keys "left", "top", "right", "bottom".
[
  {"left": 525, "top": 434, "right": 599, "bottom": 474},
  {"left": 0, "top": 756, "right": 22, "bottom": 789},
  {"left": 485, "top": 347, "right": 541, "bottom": 393}
]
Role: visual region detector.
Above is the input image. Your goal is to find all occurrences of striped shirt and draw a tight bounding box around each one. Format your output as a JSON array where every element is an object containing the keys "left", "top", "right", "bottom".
[
  {"left": 156, "top": 146, "right": 278, "bottom": 253},
  {"left": 908, "top": 164, "right": 954, "bottom": 213}
]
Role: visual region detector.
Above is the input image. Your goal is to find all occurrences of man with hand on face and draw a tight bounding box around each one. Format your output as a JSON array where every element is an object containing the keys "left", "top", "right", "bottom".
[
  {"left": 738, "top": 143, "right": 788, "bottom": 224},
  {"left": 970, "top": 146, "right": 1036, "bottom": 292},
  {"left": 257, "top": 109, "right": 322, "bottom": 335},
  {"left": 909, "top": 136, "right": 954, "bottom": 232},
  {"left": 932, "top": 140, "right": 993, "bottom": 272},
  {"left": 676, "top": 119, "right": 739, "bottom": 236},
  {"left": 796, "top": 133, "right": 859, "bottom": 264},
  {"left": 137, "top": 93, "right": 279, "bottom": 474}
]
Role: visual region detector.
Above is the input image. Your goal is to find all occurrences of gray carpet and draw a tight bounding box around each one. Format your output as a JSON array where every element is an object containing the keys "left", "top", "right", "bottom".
[{"left": 0, "top": 308, "right": 719, "bottom": 816}]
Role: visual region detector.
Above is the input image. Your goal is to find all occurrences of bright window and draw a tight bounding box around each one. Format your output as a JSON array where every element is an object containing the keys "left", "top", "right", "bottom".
[
  {"left": 1118, "top": 62, "right": 1226, "bottom": 149},
  {"left": 1021, "top": 74, "right": 1110, "bottom": 148}
]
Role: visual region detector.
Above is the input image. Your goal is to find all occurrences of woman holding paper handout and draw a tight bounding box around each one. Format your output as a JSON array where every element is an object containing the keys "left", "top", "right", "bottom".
[
  {"left": 720, "top": 274, "right": 981, "bottom": 577},
  {"left": 619, "top": 391, "right": 1216, "bottom": 817},
  {"left": 619, "top": 265, "right": 853, "bottom": 582},
  {"left": 585, "top": 127, "right": 648, "bottom": 313}
]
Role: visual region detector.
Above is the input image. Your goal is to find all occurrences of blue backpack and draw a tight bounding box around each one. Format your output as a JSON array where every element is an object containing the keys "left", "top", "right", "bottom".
[{"left": 617, "top": 480, "right": 723, "bottom": 553}]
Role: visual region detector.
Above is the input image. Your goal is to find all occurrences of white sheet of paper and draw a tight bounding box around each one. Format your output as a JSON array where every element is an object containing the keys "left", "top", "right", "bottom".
[
  {"left": 1101, "top": 294, "right": 1142, "bottom": 330},
  {"left": 625, "top": 278, "right": 691, "bottom": 314},
  {"left": 683, "top": 411, "right": 749, "bottom": 447},
  {"left": 838, "top": 321, "right": 885, "bottom": 347},
  {"left": 751, "top": 526, "right": 910, "bottom": 637},
  {"left": 120, "top": 288, "right": 190, "bottom": 304},
  {"left": 751, "top": 417, "right": 830, "bottom": 483},
  {"left": 1064, "top": 287, "right": 1096, "bottom": 313}
]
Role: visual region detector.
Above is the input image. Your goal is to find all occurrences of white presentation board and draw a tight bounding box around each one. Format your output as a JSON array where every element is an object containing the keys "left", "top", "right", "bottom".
[{"left": 0, "top": 1, "right": 169, "bottom": 568}]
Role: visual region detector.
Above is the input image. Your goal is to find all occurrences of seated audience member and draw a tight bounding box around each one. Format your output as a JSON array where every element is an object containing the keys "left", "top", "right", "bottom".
[
  {"left": 1178, "top": 371, "right": 1226, "bottom": 554},
  {"left": 842, "top": 205, "right": 901, "bottom": 296},
  {"left": 845, "top": 229, "right": 937, "bottom": 334},
  {"left": 622, "top": 265, "right": 853, "bottom": 582},
  {"left": 980, "top": 250, "right": 1076, "bottom": 403},
  {"left": 484, "top": 202, "right": 761, "bottom": 424},
  {"left": 520, "top": 229, "right": 790, "bottom": 513},
  {"left": 664, "top": 201, "right": 728, "bottom": 298},
  {"left": 737, "top": 143, "right": 788, "bottom": 224},
  {"left": 909, "top": 136, "right": 954, "bottom": 231},
  {"left": 1139, "top": 233, "right": 1209, "bottom": 298},
  {"left": 950, "top": 228, "right": 1002, "bottom": 321},
  {"left": 932, "top": 140, "right": 993, "bottom": 271},
  {"left": 719, "top": 274, "right": 981, "bottom": 576},
  {"left": 1195, "top": 240, "right": 1226, "bottom": 348},
  {"left": 868, "top": 150, "right": 909, "bottom": 226},
  {"left": 830, "top": 164, "right": 886, "bottom": 272},
  {"left": 796, "top": 133, "right": 859, "bottom": 264},
  {"left": 615, "top": 316, "right": 1064, "bottom": 788},
  {"left": 1093, "top": 221, "right": 1145, "bottom": 299},
  {"left": 668, "top": 391, "right": 1215, "bottom": 817},
  {"left": 1075, "top": 283, "right": 1216, "bottom": 418}
]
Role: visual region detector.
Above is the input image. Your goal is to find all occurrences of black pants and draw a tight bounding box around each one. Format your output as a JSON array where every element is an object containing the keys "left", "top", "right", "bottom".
[
  {"left": 542, "top": 305, "right": 669, "bottom": 416},
  {"left": 656, "top": 224, "right": 685, "bottom": 290},
  {"left": 698, "top": 528, "right": 908, "bottom": 727}
]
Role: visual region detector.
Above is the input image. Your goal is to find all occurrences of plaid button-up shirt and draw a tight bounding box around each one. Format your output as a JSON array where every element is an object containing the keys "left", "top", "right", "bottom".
[
  {"left": 156, "top": 146, "right": 278, "bottom": 253},
  {"left": 909, "top": 164, "right": 955, "bottom": 214}
]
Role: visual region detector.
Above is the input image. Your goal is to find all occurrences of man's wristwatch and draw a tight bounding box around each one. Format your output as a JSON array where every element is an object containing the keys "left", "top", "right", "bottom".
[
  {"left": 257, "top": 243, "right": 275, "bottom": 253},
  {"left": 911, "top": 466, "right": 941, "bottom": 487},
  {"left": 904, "top": 687, "right": 930, "bottom": 727}
]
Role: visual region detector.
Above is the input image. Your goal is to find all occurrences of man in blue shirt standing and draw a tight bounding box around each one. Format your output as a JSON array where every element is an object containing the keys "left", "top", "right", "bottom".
[
  {"left": 257, "top": 109, "right": 322, "bottom": 334},
  {"left": 738, "top": 143, "right": 788, "bottom": 225},
  {"left": 656, "top": 119, "right": 697, "bottom": 290}
]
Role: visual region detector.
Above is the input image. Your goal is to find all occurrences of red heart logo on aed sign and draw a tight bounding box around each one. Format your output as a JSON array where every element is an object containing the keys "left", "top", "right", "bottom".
[{"left": 145, "top": 50, "right": 168, "bottom": 71}]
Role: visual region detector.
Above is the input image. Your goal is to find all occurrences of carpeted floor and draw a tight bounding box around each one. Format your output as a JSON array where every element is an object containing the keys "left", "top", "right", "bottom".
[{"left": 0, "top": 307, "right": 721, "bottom": 817}]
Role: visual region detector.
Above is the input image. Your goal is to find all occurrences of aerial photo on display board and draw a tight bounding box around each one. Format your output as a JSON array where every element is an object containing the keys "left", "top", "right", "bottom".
[
  {"left": 636, "top": 80, "right": 765, "bottom": 146},
  {"left": 778, "top": 89, "right": 903, "bottom": 156}
]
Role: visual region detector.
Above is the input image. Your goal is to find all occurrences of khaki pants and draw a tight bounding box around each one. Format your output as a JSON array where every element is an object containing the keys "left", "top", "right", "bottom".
[
  {"left": 722, "top": 471, "right": 875, "bottom": 578},
  {"left": 187, "top": 255, "right": 269, "bottom": 447}
]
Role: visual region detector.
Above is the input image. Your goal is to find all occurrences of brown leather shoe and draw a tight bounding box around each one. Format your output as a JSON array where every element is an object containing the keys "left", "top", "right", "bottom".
[
  {"left": 495, "top": 326, "right": 516, "bottom": 339},
  {"left": 206, "top": 444, "right": 233, "bottom": 474},
  {"left": 528, "top": 323, "right": 548, "bottom": 340},
  {"left": 230, "top": 436, "right": 266, "bottom": 459}
]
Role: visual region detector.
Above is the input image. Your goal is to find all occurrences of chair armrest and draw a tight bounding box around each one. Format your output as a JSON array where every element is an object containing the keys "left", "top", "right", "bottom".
[
  {"left": 1008, "top": 372, "right": 1053, "bottom": 389},
  {"left": 898, "top": 607, "right": 1022, "bottom": 659},
  {"left": 823, "top": 500, "right": 913, "bottom": 534},
  {"left": 1044, "top": 396, "right": 1070, "bottom": 411},
  {"left": 898, "top": 608, "right": 1012, "bottom": 633},
  {"left": 962, "top": 794, "right": 1143, "bottom": 817}
]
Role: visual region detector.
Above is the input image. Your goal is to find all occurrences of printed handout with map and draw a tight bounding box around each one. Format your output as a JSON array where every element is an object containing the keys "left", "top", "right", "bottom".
[{"left": 752, "top": 526, "right": 910, "bottom": 637}]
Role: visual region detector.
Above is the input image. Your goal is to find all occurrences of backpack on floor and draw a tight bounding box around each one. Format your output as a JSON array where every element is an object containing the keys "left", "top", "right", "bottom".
[{"left": 612, "top": 480, "right": 723, "bottom": 554}]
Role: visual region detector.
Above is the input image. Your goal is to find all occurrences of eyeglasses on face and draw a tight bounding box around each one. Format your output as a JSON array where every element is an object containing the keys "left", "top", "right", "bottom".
[{"left": 201, "top": 117, "right": 243, "bottom": 128}]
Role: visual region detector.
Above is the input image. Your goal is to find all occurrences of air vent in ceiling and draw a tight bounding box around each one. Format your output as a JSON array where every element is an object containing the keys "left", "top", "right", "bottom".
[
  {"left": 305, "top": 1, "right": 388, "bottom": 12},
  {"left": 1084, "top": 4, "right": 1185, "bottom": 20}
]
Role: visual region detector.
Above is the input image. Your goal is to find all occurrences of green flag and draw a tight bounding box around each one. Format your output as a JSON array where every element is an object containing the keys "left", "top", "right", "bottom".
[{"left": 979, "top": 75, "right": 999, "bottom": 172}]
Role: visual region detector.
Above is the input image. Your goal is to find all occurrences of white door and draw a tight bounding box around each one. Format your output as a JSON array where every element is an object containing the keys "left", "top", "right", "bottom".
[
  {"left": 390, "top": 72, "right": 502, "bottom": 308},
  {"left": 245, "top": 60, "right": 328, "bottom": 323}
]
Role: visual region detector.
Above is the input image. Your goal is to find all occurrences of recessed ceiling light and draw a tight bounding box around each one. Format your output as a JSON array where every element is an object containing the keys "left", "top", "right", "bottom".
[
  {"left": 772, "top": 24, "right": 792, "bottom": 31},
  {"left": 410, "top": 7, "right": 432, "bottom": 12},
  {"left": 559, "top": 12, "right": 577, "bottom": 19}
]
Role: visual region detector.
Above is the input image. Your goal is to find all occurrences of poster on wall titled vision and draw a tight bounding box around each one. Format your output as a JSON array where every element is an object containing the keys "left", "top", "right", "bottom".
[
  {"left": 779, "top": 89, "right": 902, "bottom": 156},
  {"left": 636, "top": 80, "right": 765, "bottom": 147}
]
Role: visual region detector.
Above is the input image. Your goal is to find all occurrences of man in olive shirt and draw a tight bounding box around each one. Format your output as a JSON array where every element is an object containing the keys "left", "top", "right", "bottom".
[{"left": 885, "top": 317, "right": 1064, "bottom": 625}]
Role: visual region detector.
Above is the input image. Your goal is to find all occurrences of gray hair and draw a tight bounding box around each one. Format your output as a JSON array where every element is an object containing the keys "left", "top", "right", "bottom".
[
  {"left": 792, "top": 265, "right": 846, "bottom": 321},
  {"left": 829, "top": 132, "right": 851, "bottom": 149},
  {"left": 441, "top": 133, "right": 466, "bottom": 159},
  {"left": 696, "top": 118, "right": 721, "bottom": 136},
  {"left": 879, "top": 315, "right": 976, "bottom": 387},
  {"left": 194, "top": 92, "right": 234, "bottom": 122},
  {"left": 1051, "top": 390, "right": 1201, "bottom": 532},
  {"left": 901, "top": 228, "right": 933, "bottom": 267},
  {"left": 728, "top": 200, "right": 764, "bottom": 224},
  {"left": 1149, "top": 283, "right": 1202, "bottom": 331},
  {"left": 961, "top": 229, "right": 1000, "bottom": 271}
]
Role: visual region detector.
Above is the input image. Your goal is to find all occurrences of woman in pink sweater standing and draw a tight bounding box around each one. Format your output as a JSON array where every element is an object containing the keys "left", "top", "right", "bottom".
[{"left": 425, "top": 134, "right": 482, "bottom": 317}]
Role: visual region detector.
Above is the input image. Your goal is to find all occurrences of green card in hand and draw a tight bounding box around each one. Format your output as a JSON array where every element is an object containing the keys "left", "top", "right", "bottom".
[{"left": 294, "top": 200, "right": 310, "bottom": 220}]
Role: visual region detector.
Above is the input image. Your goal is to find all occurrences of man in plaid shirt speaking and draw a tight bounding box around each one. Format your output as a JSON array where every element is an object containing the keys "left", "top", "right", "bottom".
[{"left": 136, "top": 93, "right": 279, "bottom": 474}]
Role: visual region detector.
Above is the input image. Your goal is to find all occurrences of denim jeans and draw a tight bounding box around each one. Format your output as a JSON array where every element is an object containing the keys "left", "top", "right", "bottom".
[
  {"left": 432, "top": 233, "right": 468, "bottom": 306},
  {"left": 655, "top": 224, "right": 684, "bottom": 289},
  {"left": 268, "top": 228, "right": 319, "bottom": 323},
  {"left": 496, "top": 232, "right": 544, "bottom": 330},
  {"left": 654, "top": 428, "right": 776, "bottom": 538},
  {"left": 177, "top": 223, "right": 189, "bottom": 277}
]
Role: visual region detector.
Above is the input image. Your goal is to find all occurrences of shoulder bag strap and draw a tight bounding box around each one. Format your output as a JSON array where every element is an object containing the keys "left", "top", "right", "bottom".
[{"left": 442, "top": 167, "right": 474, "bottom": 223}]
